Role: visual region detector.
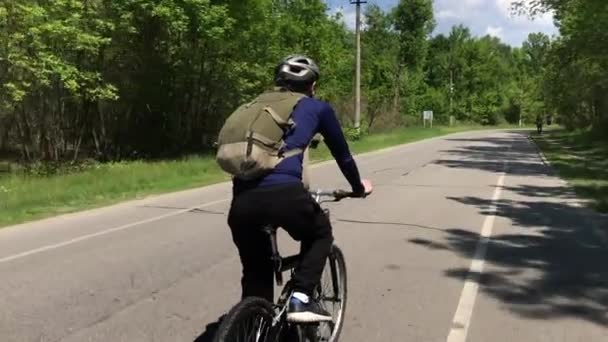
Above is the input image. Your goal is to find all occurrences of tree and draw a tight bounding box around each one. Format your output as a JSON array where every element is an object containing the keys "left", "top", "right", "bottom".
[
  {"left": 515, "top": 0, "right": 608, "bottom": 130},
  {"left": 362, "top": 4, "right": 399, "bottom": 129},
  {"left": 392, "top": 0, "right": 435, "bottom": 117},
  {"left": 3, "top": 0, "right": 600, "bottom": 166}
]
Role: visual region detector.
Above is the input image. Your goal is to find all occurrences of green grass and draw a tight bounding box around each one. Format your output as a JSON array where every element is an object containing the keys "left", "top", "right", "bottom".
[
  {"left": 0, "top": 157, "right": 230, "bottom": 227},
  {"left": 533, "top": 129, "right": 608, "bottom": 213},
  {"left": 0, "top": 124, "right": 523, "bottom": 227}
]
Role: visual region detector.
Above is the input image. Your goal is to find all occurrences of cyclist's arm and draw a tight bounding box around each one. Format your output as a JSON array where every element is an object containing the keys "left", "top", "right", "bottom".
[{"left": 317, "top": 103, "right": 365, "bottom": 195}]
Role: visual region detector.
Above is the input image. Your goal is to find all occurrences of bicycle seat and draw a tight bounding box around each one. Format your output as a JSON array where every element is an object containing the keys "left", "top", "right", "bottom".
[{"left": 262, "top": 224, "right": 279, "bottom": 235}]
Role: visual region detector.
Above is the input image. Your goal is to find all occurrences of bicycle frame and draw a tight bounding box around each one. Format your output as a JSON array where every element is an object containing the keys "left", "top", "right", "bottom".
[
  {"left": 263, "top": 189, "right": 341, "bottom": 329},
  {"left": 264, "top": 189, "right": 335, "bottom": 287},
  {"left": 214, "top": 188, "right": 352, "bottom": 342},
  {"left": 262, "top": 225, "right": 300, "bottom": 288}
]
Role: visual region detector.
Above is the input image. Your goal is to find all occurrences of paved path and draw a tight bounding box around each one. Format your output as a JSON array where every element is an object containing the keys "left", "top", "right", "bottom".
[{"left": 1, "top": 130, "right": 607, "bottom": 342}]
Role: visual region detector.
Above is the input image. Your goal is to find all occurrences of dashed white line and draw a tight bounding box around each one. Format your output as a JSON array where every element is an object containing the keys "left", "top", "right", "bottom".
[
  {"left": 0, "top": 130, "right": 510, "bottom": 266},
  {"left": 0, "top": 141, "right": 398, "bottom": 265}
]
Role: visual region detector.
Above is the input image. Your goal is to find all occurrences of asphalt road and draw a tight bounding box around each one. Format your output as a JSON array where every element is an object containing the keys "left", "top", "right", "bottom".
[{"left": 1, "top": 130, "right": 607, "bottom": 342}]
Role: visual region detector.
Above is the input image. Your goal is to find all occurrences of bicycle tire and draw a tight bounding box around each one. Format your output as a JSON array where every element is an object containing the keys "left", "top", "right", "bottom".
[
  {"left": 212, "top": 297, "right": 277, "bottom": 342},
  {"left": 307, "top": 245, "right": 347, "bottom": 342}
]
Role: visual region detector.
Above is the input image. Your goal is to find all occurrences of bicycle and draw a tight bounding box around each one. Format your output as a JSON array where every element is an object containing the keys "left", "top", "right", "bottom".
[{"left": 213, "top": 188, "right": 354, "bottom": 342}]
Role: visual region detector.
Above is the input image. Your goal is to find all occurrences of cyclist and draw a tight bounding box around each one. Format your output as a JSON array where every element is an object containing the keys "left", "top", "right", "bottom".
[
  {"left": 227, "top": 55, "right": 372, "bottom": 323},
  {"left": 536, "top": 114, "right": 544, "bottom": 134}
]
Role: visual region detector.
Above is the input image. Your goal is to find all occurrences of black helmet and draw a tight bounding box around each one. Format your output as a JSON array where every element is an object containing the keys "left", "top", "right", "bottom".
[{"left": 274, "top": 55, "right": 320, "bottom": 87}]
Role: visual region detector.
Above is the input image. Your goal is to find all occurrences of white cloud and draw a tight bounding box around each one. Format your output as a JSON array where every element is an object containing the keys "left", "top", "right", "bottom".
[
  {"left": 432, "top": 0, "right": 558, "bottom": 46},
  {"left": 327, "top": 0, "right": 559, "bottom": 46},
  {"left": 463, "top": 0, "right": 484, "bottom": 8},
  {"left": 328, "top": 5, "right": 366, "bottom": 31},
  {"left": 485, "top": 26, "right": 504, "bottom": 39},
  {"left": 495, "top": 0, "right": 516, "bottom": 17},
  {"left": 495, "top": 0, "right": 555, "bottom": 26},
  {"left": 436, "top": 9, "right": 460, "bottom": 19},
  {"left": 432, "top": 0, "right": 489, "bottom": 24},
  {"left": 438, "top": 0, "right": 483, "bottom": 10}
]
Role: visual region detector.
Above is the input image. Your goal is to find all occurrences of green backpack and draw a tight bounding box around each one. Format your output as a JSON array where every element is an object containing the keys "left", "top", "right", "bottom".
[{"left": 215, "top": 89, "right": 306, "bottom": 180}]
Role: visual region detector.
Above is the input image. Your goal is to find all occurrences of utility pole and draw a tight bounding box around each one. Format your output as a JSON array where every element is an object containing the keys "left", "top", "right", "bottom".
[
  {"left": 516, "top": 72, "right": 524, "bottom": 127},
  {"left": 449, "top": 69, "right": 454, "bottom": 119},
  {"left": 351, "top": 0, "right": 366, "bottom": 135}
]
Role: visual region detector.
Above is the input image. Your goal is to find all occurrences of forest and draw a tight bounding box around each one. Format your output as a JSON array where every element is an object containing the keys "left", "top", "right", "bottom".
[{"left": 0, "top": 0, "right": 605, "bottom": 163}]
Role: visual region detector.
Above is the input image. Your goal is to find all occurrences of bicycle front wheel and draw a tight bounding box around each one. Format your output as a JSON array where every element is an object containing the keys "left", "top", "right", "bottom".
[
  {"left": 213, "top": 297, "right": 277, "bottom": 342},
  {"left": 312, "top": 244, "right": 348, "bottom": 342}
]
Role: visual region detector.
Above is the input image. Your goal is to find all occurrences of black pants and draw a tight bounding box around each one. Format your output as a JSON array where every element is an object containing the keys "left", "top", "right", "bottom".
[{"left": 228, "top": 183, "right": 334, "bottom": 303}]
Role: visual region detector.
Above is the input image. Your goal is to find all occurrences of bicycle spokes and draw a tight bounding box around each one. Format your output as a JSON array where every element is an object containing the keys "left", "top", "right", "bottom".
[
  {"left": 230, "top": 315, "right": 272, "bottom": 342},
  {"left": 320, "top": 261, "right": 341, "bottom": 318}
]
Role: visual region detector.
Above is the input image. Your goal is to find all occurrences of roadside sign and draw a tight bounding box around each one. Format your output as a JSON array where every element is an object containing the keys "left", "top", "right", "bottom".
[{"left": 423, "top": 110, "right": 434, "bottom": 128}]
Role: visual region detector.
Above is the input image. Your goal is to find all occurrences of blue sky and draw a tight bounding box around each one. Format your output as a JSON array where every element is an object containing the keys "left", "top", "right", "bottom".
[{"left": 326, "top": 0, "right": 558, "bottom": 46}]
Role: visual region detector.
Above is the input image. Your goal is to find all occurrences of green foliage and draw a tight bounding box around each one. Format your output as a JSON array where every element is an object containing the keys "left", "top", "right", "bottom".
[
  {"left": 422, "top": 25, "right": 528, "bottom": 126},
  {"left": 534, "top": 129, "right": 608, "bottom": 213},
  {"left": 1, "top": 0, "right": 602, "bottom": 165},
  {"left": 362, "top": 5, "right": 398, "bottom": 127},
  {"left": 393, "top": 0, "right": 435, "bottom": 70},
  {"left": 516, "top": 0, "right": 608, "bottom": 130},
  {"left": 389, "top": 0, "right": 435, "bottom": 121}
]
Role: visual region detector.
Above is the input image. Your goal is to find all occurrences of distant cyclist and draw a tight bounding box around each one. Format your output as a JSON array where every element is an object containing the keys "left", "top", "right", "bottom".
[
  {"left": 225, "top": 55, "right": 372, "bottom": 323},
  {"left": 536, "top": 114, "right": 544, "bottom": 134}
]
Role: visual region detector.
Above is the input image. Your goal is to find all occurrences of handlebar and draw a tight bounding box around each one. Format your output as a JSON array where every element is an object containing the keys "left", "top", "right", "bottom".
[{"left": 310, "top": 189, "right": 363, "bottom": 203}]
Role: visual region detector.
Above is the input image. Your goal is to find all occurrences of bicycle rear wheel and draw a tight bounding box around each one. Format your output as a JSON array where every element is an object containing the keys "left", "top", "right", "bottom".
[
  {"left": 308, "top": 245, "right": 347, "bottom": 342},
  {"left": 213, "top": 297, "right": 277, "bottom": 342}
]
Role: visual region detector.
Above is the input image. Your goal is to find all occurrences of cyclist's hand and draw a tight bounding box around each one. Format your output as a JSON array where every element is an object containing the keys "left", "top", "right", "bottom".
[
  {"left": 351, "top": 179, "right": 372, "bottom": 198},
  {"left": 361, "top": 179, "right": 373, "bottom": 196}
]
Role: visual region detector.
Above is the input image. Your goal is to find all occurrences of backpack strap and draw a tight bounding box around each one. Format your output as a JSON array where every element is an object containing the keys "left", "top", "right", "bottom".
[
  {"left": 278, "top": 148, "right": 304, "bottom": 158},
  {"left": 263, "top": 106, "right": 295, "bottom": 129},
  {"left": 247, "top": 131, "right": 282, "bottom": 149}
]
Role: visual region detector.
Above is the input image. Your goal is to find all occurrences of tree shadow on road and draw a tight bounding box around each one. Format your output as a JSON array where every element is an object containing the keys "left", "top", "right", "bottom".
[
  {"left": 437, "top": 133, "right": 556, "bottom": 177},
  {"left": 500, "top": 184, "right": 579, "bottom": 200},
  {"left": 411, "top": 196, "right": 608, "bottom": 326},
  {"left": 412, "top": 131, "right": 608, "bottom": 327}
]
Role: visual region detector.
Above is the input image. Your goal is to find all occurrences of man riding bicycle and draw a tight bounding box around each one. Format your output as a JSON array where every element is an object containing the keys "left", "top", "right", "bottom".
[{"left": 225, "top": 55, "right": 372, "bottom": 323}]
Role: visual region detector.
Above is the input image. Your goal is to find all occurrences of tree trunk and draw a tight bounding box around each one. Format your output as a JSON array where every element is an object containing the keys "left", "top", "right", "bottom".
[
  {"left": 16, "top": 112, "right": 31, "bottom": 161},
  {"left": 92, "top": 128, "right": 101, "bottom": 157},
  {"left": 393, "top": 67, "right": 401, "bottom": 115},
  {"left": 72, "top": 127, "right": 84, "bottom": 162}
]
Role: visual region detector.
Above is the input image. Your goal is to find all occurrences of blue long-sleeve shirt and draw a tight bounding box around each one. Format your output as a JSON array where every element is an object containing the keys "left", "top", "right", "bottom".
[{"left": 233, "top": 96, "right": 364, "bottom": 194}]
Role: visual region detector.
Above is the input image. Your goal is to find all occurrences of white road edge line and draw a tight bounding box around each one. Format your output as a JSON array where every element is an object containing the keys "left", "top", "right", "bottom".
[
  {"left": 446, "top": 172, "right": 506, "bottom": 342},
  {"left": 0, "top": 198, "right": 229, "bottom": 264}
]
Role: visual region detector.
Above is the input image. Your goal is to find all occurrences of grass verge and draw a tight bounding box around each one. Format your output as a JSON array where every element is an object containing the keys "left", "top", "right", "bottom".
[
  {"left": 532, "top": 129, "right": 608, "bottom": 213},
  {"left": 1, "top": 124, "right": 521, "bottom": 227}
]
